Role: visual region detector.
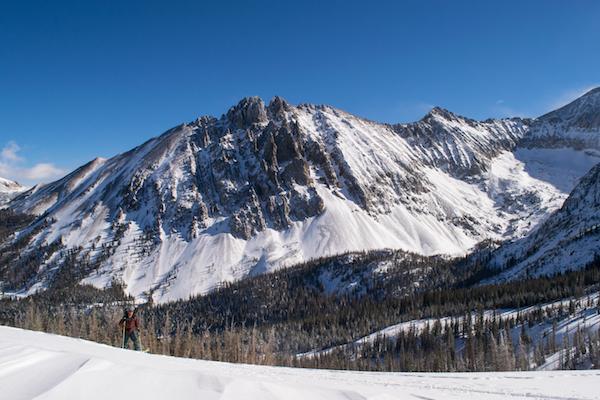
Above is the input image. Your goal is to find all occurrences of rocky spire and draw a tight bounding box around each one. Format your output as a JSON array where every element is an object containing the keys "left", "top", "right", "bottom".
[{"left": 226, "top": 96, "right": 268, "bottom": 128}]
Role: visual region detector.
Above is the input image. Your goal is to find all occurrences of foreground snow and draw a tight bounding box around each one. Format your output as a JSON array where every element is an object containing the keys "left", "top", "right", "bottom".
[{"left": 1, "top": 326, "right": 598, "bottom": 400}]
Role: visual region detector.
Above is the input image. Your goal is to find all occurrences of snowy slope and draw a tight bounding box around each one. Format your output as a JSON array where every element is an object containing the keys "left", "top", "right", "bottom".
[
  {"left": 3, "top": 89, "right": 600, "bottom": 302},
  {"left": 477, "top": 89, "right": 600, "bottom": 281},
  {"left": 487, "top": 161, "right": 600, "bottom": 281},
  {"left": 0, "top": 177, "right": 26, "bottom": 207},
  {"left": 1, "top": 326, "right": 599, "bottom": 400}
]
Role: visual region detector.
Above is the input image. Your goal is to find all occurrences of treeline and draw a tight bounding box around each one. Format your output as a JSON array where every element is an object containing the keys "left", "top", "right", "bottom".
[
  {"left": 1, "top": 253, "right": 599, "bottom": 371},
  {"left": 0, "top": 210, "right": 60, "bottom": 289},
  {"left": 0, "top": 210, "right": 128, "bottom": 292},
  {"left": 299, "top": 296, "right": 600, "bottom": 371},
  {"left": 145, "top": 253, "right": 600, "bottom": 357},
  {"left": 0, "top": 209, "right": 35, "bottom": 242}
]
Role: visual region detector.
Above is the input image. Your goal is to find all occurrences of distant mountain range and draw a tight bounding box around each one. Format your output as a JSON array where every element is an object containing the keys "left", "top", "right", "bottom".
[
  {"left": 0, "top": 177, "right": 26, "bottom": 206},
  {"left": 1, "top": 88, "right": 599, "bottom": 302}
]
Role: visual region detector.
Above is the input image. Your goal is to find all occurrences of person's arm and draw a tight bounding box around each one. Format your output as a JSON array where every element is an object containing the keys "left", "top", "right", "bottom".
[
  {"left": 118, "top": 317, "right": 125, "bottom": 328},
  {"left": 134, "top": 316, "right": 139, "bottom": 330}
]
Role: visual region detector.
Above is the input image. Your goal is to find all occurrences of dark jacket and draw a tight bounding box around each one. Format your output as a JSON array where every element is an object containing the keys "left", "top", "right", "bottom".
[{"left": 119, "top": 315, "right": 140, "bottom": 333}]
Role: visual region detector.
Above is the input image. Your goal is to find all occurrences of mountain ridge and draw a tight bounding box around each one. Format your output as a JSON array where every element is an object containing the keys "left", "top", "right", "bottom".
[{"left": 2, "top": 89, "right": 599, "bottom": 302}]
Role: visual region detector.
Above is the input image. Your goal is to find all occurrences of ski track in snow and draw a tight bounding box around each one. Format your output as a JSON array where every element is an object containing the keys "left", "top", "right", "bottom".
[{"left": 0, "top": 326, "right": 598, "bottom": 400}]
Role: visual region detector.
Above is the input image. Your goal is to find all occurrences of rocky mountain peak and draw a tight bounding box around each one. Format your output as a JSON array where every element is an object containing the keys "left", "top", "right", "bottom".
[
  {"left": 226, "top": 96, "right": 268, "bottom": 128},
  {"left": 267, "top": 96, "right": 291, "bottom": 118},
  {"left": 422, "top": 106, "right": 457, "bottom": 122},
  {"left": 586, "top": 86, "right": 600, "bottom": 95},
  {"left": 562, "top": 161, "right": 600, "bottom": 211}
]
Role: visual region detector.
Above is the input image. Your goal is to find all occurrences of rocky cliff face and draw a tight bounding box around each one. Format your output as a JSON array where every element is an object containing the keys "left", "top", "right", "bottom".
[
  {"left": 3, "top": 89, "right": 600, "bottom": 302},
  {"left": 9, "top": 96, "right": 530, "bottom": 243},
  {"left": 393, "top": 107, "right": 528, "bottom": 178},
  {"left": 12, "top": 97, "right": 327, "bottom": 241}
]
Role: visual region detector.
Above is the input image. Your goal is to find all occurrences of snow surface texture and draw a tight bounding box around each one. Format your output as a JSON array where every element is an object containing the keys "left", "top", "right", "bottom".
[
  {"left": 0, "top": 176, "right": 26, "bottom": 207},
  {"left": 4, "top": 89, "right": 600, "bottom": 302},
  {"left": 1, "top": 326, "right": 599, "bottom": 400}
]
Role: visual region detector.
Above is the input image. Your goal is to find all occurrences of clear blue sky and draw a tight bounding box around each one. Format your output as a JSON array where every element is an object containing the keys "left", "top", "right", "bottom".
[{"left": 1, "top": 0, "right": 599, "bottom": 185}]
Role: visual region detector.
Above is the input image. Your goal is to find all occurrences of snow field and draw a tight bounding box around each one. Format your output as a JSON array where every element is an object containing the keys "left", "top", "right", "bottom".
[{"left": 1, "top": 325, "right": 599, "bottom": 400}]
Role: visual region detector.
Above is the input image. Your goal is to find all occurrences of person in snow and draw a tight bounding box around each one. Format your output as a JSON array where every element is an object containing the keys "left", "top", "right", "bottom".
[{"left": 119, "top": 307, "right": 141, "bottom": 351}]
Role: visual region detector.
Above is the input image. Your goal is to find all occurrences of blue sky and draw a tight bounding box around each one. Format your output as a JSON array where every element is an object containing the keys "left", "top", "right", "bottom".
[{"left": 1, "top": 0, "right": 599, "bottom": 185}]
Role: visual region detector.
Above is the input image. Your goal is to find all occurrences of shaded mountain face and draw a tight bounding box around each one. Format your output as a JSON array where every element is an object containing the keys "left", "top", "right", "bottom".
[
  {"left": 3, "top": 89, "right": 600, "bottom": 302},
  {"left": 0, "top": 177, "right": 26, "bottom": 206},
  {"left": 521, "top": 87, "right": 600, "bottom": 150}
]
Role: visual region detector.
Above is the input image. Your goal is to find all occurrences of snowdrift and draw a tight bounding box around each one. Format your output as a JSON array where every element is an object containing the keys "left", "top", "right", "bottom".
[{"left": 1, "top": 326, "right": 598, "bottom": 400}]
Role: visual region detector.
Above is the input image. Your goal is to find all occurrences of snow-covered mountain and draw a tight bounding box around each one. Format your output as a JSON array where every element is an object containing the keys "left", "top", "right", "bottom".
[
  {"left": 0, "top": 177, "right": 26, "bottom": 206},
  {"left": 487, "top": 161, "right": 600, "bottom": 281},
  {"left": 3, "top": 89, "right": 600, "bottom": 302},
  {"left": 522, "top": 86, "right": 600, "bottom": 150},
  {"left": 480, "top": 87, "right": 600, "bottom": 282}
]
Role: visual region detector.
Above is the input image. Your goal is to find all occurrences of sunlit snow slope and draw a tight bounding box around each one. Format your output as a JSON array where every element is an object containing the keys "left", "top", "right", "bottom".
[
  {"left": 4, "top": 88, "right": 600, "bottom": 302},
  {"left": 1, "top": 326, "right": 598, "bottom": 400}
]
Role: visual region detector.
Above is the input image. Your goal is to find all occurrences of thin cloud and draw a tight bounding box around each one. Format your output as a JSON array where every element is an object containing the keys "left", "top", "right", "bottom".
[
  {"left": 0, "top": 141, "right": 65, "bottom": 185},
  {"left": 21, "top": 163, "right": 65, "bottom": 181},
  {"left": 1, "top": 141, "right": 24, "bottom": 163}
]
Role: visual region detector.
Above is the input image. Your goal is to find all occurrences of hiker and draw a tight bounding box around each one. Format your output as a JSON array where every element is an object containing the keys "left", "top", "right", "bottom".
[{"left": 119, "top": 307, "right": 141, "bottom": 351}]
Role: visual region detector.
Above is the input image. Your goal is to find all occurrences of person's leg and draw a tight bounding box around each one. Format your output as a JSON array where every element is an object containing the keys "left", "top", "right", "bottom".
[
  {"left": 132, "top": 332, "right": 141, "bottom": 351},
  {"left": 124, "top": 331, "right": 131, "bottom": 349}
]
